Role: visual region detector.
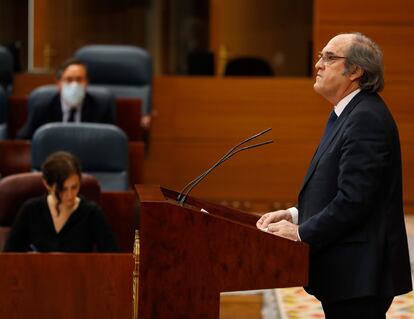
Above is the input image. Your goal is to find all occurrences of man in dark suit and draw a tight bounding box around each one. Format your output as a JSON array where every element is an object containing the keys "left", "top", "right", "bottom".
[
  {"left": 257, "top": 32, "right": 412, "bottom": 318},
  {"left": 17, "top": 58, "right": 115, "bottom": 139}
]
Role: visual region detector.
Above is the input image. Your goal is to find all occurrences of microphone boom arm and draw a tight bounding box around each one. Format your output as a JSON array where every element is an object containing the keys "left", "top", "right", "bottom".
[
  {"left": 178, "top": 138, "right": 273, "bottom": 205},
  {"left": 177, "top": 128, "right": 272, "bottom": 202}
]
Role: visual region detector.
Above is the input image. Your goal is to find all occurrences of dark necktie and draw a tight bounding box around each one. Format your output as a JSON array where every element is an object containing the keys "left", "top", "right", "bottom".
[
  {"left": 314, "top": 111, "right": 338, "bottom": 158},
  {"left": 68, "top": 108, "right": 77, "bottom": 122},
  {"left": 321, "top": 111, "right": 338, "bottom": 143}
]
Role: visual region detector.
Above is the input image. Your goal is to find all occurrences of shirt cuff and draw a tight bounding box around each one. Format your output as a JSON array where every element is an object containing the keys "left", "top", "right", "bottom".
[
  {"left": 287, "top": 207, "right": 301, "bottom": 242},
  {"left": 287, "top": 207, "right": 299, "bottom": 225}
]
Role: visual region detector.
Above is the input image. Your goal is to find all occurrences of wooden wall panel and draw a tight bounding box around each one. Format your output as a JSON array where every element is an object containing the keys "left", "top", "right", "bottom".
[
  {"left": 33, "top": 0, "right": 147, "bottom": 70},
  {"left": 313, "top": 0, "right": 414, "bottom": 82},
  {"left": 315, "top": 0, "right": 414, "bottom": 24},
  {"left": 210, "top": 0, "right": 312, "bottom": 76},
  {"left": 146, "top": 77, "right": 414, "bottom": 213}
]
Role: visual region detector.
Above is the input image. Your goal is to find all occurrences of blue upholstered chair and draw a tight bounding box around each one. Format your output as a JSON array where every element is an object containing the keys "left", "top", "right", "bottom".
[
  {"left": 0, "top": 86, "right": 8, "bottom": 139},
  {"left": 74, "top": 45, "right": 153, "bottom": 118},
  {"left": 0, "top": 45, "right": 14, "bottom": 95},
  {"left": 32, "top": 123, "right": 129, "bottom": 191}
]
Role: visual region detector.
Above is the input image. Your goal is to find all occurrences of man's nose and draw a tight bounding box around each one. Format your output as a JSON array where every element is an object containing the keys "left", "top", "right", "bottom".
[{"left": 315, "top": 58, "right": 324, "bottom": 70}]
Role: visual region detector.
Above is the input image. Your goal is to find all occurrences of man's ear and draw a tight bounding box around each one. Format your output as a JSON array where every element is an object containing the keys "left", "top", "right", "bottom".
[{"left": 349, "top": 65, "right": 364, "bottom": 81}]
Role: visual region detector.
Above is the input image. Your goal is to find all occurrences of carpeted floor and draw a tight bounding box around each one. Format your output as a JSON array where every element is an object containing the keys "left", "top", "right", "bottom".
[{"left": 271, "top": 235, "right": 414, "bottom": 319}]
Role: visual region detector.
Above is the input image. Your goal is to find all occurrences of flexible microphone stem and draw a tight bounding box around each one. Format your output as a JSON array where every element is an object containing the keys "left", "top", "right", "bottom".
[
  {"left": 177, "top": 128, "right": 272, "bottom": 202},
  {"left": 178, "top": 140, "right": 273, "bottom": 205}
]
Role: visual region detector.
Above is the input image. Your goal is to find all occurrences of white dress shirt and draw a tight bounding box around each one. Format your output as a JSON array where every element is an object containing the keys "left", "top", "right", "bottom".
[{"left": 61, "top": 97, "right": 82, "bottom": 123}]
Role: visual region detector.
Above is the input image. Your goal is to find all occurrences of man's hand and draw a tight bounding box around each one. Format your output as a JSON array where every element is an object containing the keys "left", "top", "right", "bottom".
[
  {"left": 256, "top": 209, "right": 293, "bottom": 230},
  {"left": 267, "top": 220, "right": 299, "bottom": 241}
]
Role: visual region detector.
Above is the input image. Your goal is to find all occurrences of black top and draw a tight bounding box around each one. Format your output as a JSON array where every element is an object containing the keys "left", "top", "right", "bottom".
[{"left": 4, "top": 196, "right": 119, "bottom": 252}]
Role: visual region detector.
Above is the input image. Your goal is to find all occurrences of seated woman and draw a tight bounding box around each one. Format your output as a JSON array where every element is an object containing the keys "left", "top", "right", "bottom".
[{"left": 4, "top": 151, "right": 119, "bottom": 252}]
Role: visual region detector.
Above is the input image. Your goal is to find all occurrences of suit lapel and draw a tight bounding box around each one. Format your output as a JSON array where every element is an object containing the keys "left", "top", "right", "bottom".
[
  {"left": 81, "top": 94, "right": 92, "bottom": 121},
  {"left": 299, "top": 91, "right": 366, "bottom": 195},
  {"left": 51, "top": 94, "right": 63, "bottom": 121}
]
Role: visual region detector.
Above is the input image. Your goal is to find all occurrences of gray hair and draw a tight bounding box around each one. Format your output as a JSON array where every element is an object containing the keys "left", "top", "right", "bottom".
[{"left": 344, "top": 32, "right": 384, "bottom": 92}]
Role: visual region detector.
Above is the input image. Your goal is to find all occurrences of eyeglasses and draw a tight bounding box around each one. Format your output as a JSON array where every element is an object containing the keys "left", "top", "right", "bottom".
[{"left": 317, "top": 52, "right": 347, "bottom": 65}]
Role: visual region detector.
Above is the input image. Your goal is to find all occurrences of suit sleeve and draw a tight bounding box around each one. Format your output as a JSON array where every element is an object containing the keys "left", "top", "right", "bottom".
[
  {"left": 103, "top": 98, "right": 116, "bottom": 124},
  {"left": 16, "top": 108, "right": 39, "bottom": 139},
  {"left": 299, "top": 109, "right": 390, "bottom": 246}
]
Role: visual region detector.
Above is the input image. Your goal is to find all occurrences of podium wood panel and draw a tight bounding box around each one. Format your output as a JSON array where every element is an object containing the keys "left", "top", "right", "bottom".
[
  {"left": 0, "top": 253, "right": 133, "bottom": 319},
  {"left": 136, "top": 185, "right": 308, "bottom": 319}
]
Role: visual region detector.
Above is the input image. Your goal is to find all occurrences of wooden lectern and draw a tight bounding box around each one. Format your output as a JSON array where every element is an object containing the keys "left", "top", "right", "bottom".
[{"left": 136, "top": 185, "right": 309, "bottom": 319}]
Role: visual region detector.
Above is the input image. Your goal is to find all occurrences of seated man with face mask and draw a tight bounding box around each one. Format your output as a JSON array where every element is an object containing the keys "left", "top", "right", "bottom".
[{"left": 16, "top": 58, "right": 115, "bottom": 139}]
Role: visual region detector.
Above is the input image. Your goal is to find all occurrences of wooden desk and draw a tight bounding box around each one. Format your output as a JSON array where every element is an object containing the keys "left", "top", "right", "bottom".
[{"left": 0, "top": 253, "right": 133, "bottom": 319}]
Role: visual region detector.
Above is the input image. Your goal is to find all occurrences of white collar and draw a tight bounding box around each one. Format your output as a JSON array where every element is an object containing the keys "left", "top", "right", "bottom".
[{"left": 334, "top": 89, "right": 361, "bottom": 117}]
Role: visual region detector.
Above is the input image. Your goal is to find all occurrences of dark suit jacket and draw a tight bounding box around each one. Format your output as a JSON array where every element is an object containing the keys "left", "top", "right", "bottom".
[
  {"left": 298, "top": 90, "right": 412, "bottom": 302},
  {"left": 17, "top": 92, "right": 115, "bottom": 139}
]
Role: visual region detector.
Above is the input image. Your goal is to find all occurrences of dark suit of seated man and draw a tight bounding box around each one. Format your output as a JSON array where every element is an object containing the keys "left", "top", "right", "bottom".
[{"left": 17, "top": 58, "right": 115, "bottom": 140}]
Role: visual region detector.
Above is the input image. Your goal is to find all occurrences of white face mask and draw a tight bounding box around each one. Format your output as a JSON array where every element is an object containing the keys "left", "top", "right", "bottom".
[{"left": 61, "top": 82, "right": 86, "bottom": 107}]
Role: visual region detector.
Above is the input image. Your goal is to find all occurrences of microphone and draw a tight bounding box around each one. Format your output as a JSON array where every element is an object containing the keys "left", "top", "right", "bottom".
[
  {"left": 177, "top": 128, "right": 273, "bottom": 205},
  {"left": 178, "top": 128, "right": 272, "bottom": 203}
]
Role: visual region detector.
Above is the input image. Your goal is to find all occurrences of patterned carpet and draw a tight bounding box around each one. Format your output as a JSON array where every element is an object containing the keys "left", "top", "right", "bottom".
[
  {"left": 271, "top": 235, "right": 414, "bottom": 319},
  {"left": 274, "top": 287, "right": 414, "bottom": 319}
]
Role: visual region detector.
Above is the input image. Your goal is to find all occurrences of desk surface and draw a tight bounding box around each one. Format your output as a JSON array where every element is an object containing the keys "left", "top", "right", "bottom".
[{"left": 0, "top": 253, "right": 133, "bottom": 319}]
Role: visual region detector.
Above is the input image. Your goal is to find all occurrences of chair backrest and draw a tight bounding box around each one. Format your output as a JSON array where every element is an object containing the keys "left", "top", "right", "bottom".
[
  {"left": 0, "top": 140, "right": 31, "bottom": 177},
  {"left": 224, "top": 56, "right": 274, "bottom": 76},
  {"left": 74, "top": 45, "right": 153, "bottom": 115},
  {"left": 0, "top": 45, "right": 13, "bottom": 95},
  {"left": 32, "top": 123, "right": 129, "bottom": 191},
  {"left": 0, "top": 172, "right": 100, "bottom": 250},
  {"left": 0, "top": 86, "right": 7, "bottom": 139}
]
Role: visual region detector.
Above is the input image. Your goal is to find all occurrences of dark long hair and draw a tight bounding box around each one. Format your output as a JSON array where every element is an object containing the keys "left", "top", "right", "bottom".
[{"left": 42, "top": 151, "right": 82, "bottom": 215}]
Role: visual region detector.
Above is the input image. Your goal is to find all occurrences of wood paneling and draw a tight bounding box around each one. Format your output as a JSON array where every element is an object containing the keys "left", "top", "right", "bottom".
[
  {"left": 33, "top": 0, "right": 147, "bottom": 70},
  {"left": 315, "top": 0, "right": 414, "bottom": 24},
  {"left": 12, "top": 72, "right": 55, "bottom": 97},
  {"left": 146, "top": 76, "right": 414, "bottom": 213},
  {"left": 313, "top": 0, "right": 414, "bottom": 82},
  {"left": 0, "top": 253, "right": 133, "bottom": 319},
  {"left": 147, "top": 77, "right": 327, "bottom": 207},
  {"left": 101, "top": 191, "right": 138, "bottom": 252},
  {"left": 136, "top": 185, "right": 308, "bottom": 318},
  {"left": 210, "top": 0, "right": 312, "bottom": 76}
]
